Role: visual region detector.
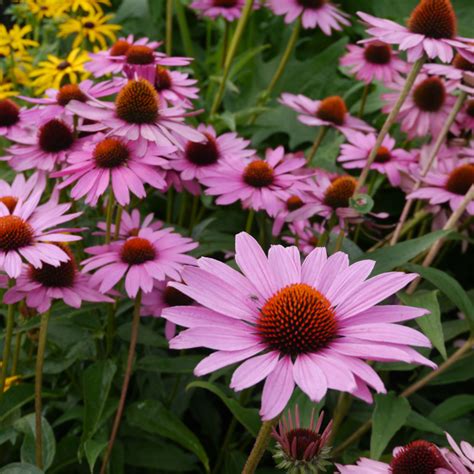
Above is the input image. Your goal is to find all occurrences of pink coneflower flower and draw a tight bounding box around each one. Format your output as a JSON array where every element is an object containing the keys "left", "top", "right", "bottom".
[
  {"left": 96, "top": 209, "right": 163, "bottom": 239},
  {"left": 0, "top": 99, "right": 37, "bottom": 139},
  {"left": 163, "top": 232, "right": 434, "bottom": 420},
  {"left": 424, "top": 52, "right": 474, "bottom": 85},
  {"left": 382, "top": 74, "right": 457, "bottom": 139},
  {"left": 4, "top": 117, "right": 83, "bottom": 172},
  {"left": 164, "top": 170, "right": 201, "bottom": 196},
  {"left": 268, "top": 0, "right": 350, "bottom": 34},
  {"left": 201, "top": 146, "right": 308, "bottom": 217},
  {"left": 408, "top": 156, "right": 474, "bottom": 214},
  {"left": 338, "top": 131, "right": 417, "bottom": 186},
  {"left": 0, "top": 173, "right": 45, "bottom": 214},
  {"left": 67, "top": 79, "right": 204, "bottom": 153},
  {"left": 272, "top": 406, "right": 332, "bottom": 473},
  {"left": 280, "top": 93, "right": 373, "bottom": 138},
  {"left": 85, "top": 35, "right": 184, "bottom": 77},
  {"left": 445, "top": 433, "right": 474, "bottom": 473},
  {"left": 340, "top": 41, "right": 408, "bottom": 85},
  {"left": 190, "top": 0, "right": 253, "bottom": 21},
  {"left": 82, "top": 227, "right": 197, "bottom": 297},
  {"left": 457, "top": 98, "right": 474, "bottom": 132},
  {"left": 272, "top": 192, "right": 309, "bottom": 236},
  {"left": 0, "top": 192, "right": 81, "bottom": 278},
  {"left": 357, "top": 0, "right": 474, "bottom": 64},
  {"left": 168, "top": 123, "right": 255, "bottom": 182},
  {"left": 129, "top": 65, "right": 199, "bottom": 108},
  {"left": 51, "top": 134, "right": 172, "bottom": 206},
  {"left": 141, "top": 279, "right": 194, "bottom": 339},
  {"left": 3, "top": 244, "right": 112, "bottom": 312},
  {"left": 19, "top": 79, "right": 122, "bottom": 122}
]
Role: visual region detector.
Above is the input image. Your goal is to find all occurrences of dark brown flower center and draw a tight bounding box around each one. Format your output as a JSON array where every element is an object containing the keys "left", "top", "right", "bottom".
[
  {"left": 296, "top": 0, "right": 327, "bottom": 9},
  {"left": 408, "top": 0, "right": 457, "bottom": 39},
  {"left": 445, "top": 164, "right": 474, "bottom": 195},
  {"left": 0, "top": 196, "right": 19, "bottom": 213},
  {"left": 466, "top": 99, "right": 474, "bottom": 118},
  {"left": 286, "top": 195, "right": 304, "bottom": 211},
  {"left": 38, "top": 119, "right": 74, "bottom": 153},
  {"left": 257, "top": 283, "right": 337, "bottom": 356},
  {"left": 212, "top": 0, "right": 238, "bottom": 7},
  {"left": 0, "top": 215, "right": 34, "bottom": 251},
  {"left": 323, "top": 176, "right": 357, "bottom": 208},
  {"left": 363, "top": 42, "right": 392, "bottom": 65},
  {"left": 110, "top": 39, "right": 131, "bottom": 56},
  {"left": 413, "top": 77, "right": 446, "bottom": 112},
  {"left": 375, "top": 145, "right": 392, "bottom": 163},
  {"left": 56, "top": 84, "right": 87, "bottom": 106},
  {"left": 125, "top": 45, "right": 155, "bottom": 65},
  {"left": 83, "top": 21, "right": 94, "bottom": 28},
  {"left": 452, "top": 53, "right": 474, "bottom": 72},
  {"left": 0, "top": 99, "right": 20, "bottom": 127},
  {"left": 316, "top": 96, "right": 347, "bottom": 126},
  {"left": 163, "top": 286, "right": 193, "bottom": 306},
  {"left": 154, "top": 66, "right": 173, "bottom": 91},
  {"left": 29, "top": 244, "right": 76, "bottom": 288},
  {"left": 390, "top": 440, "right": 450, "bottom": 474},
  {"left": 93, "top": 138, "right": 130, "bottom": 168},
  {"left": 185, "top": 133, "right": 219, "bottom": 167},
  {"left": 286, "top": 428, "right": 323, "bottom": 461},
  {"left": 57, "top": 61, "right": 71, "bottom": 70},
  {"left": 120, "top": 237, "right": 156, "bottom": 265},
  {"left": 243, "top": 161, "right": 275, "bottom": 188},
  {"left": 115, "top": 80, "right": 158, "bottom": 124}
]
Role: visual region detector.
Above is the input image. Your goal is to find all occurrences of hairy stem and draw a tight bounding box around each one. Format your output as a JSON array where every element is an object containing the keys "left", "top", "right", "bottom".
[
  {"left": 307, "top": 126, "right": 327, "bottom": 163},
  {"left": 242, "top": 418, "right": 278, "bottom": 474}
]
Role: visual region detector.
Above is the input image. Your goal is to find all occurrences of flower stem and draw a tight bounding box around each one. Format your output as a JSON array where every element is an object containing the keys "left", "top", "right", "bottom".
[
  {"left": 210, "top": 0, "right": 255, "bottom": 116},
  {"left": 242, "top": 418, "right": 278, "bottom": 474},
  {"left": 245, "top": 209, "right": 255, "bottom": 234},
  {"left": 100, "top": 290, "right": 142, "bottom": 474},
  {"left": 355, "top": 57, "right": 425, "bottom": 194},
  {"left": 390, "top": 90, "right": 468, "bottom": 246},
  {"left": 114, "top": 205, "right": 123, "bottom": 240},
  {"left": 175, "top": 0, "right": 195, "bottom": 61},
  {"left": 105, "top": 187, "right": 115, "bottom": 245},
  {"left": 221, "top": 21, "right": 230, "bottom": 68},
  {"left": 178, "top": 192, "right": 188, "bottom": 228},
  {"left": 248, "top": 18, "right": 301, "bottom": 125},
  {"left": 307, "top": 126, "right": 327, "bottom": 163},
  {"left": 332, "top": 336, "right": 474, "bottom": 458},
  {"left": 166, "top": 187, "right": 175, "bottom": 223},
  {"left": 35, "top": 309, "right": 51, "bottom": 469},
  {"left": 328, "top": 392, "right": 352, "bottom": 445},
  {"left": 358, "top": 83, "right": 370, "bottom": 117},
  {"left": 0, "top": 302, "right": 15, "bottom": 394},
  {"left": 166, "top": 0, "right": 173, "bottom": 56},
  {"left": 11, "top": 331, "right": 22, "bottom": 375},
  {"left": 189, "top": 194, "right": 200, "bottom": 233}
]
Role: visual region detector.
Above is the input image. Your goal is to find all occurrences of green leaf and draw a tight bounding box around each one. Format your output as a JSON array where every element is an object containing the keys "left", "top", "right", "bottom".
[
  {"left": 82, "top": 360, "right": 117, "bottom": 443},
  {"left": 0, "top": 385, "right": 35, "bottom": 423},
  {"left": 0, "top": 464, "right": 43, "bottom": 474},
  {"left": 404, "top": 264, "right": 474, "bottom": 330},
  {"left": 186, "top": 381, "right": 260, "bottom": 437},
  {"left": 405, "top": 411, "right": 443, "bottom": 435},
  {"left": 359, "top": 230, "right": 451, "bottom": 275},
  {"left": 370, "top": 393, "right": 411, "bottom": 460},
  {"left": 399, "top": 291, "right": 446, "bottom": 359},
  {"left": 126, "top": 400, "right": 210, "bottom": 472},
  {"left": 137, "top": 355, "right": 203, "bottom": 374},
  {"left": 84, "top": 439, "right": 108, "bottom": 474},
  {"left": 14, "top": 414, "right": 56, "bottom": 470},
  {"left": 430, "top": 395, "right": 474, "bottom": 424},
  {"left": 428, "top": 352, "right": 474, "bottom": 385}
]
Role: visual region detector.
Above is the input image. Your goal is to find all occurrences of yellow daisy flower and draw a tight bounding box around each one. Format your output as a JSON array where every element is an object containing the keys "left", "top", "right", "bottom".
[
  {"left": 11, "top": 51, "right": 34, "bottom": 87},
  {"left": 24, "top": 0, "right": 68, "bottom": 20},
  {"left": 63, "top": 0, "right": 111, "bottom": 14},
  {"left": 29, "top": 48, "right": 90, "bottom": 95},
  {"left": 0, "top": 71, "right": 18, "bottom": 100},
  {"left": 4, "top": 375, "right": 21, "bottom": 392},
  {"left": 0, "top": 25, "right": 39, "bottom": 56},
  {"left": 59, "top": 12, "right": 121, "bottom": 50}
]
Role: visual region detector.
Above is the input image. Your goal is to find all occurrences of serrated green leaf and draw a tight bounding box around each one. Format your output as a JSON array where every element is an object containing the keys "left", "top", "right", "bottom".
[{"left": 371, "top": 393, "right": 411, "bottom": 460}]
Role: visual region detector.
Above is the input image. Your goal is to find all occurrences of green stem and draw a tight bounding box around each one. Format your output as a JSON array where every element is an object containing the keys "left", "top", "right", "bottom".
[
  {"left": 105, "top": 187, "right": 115, "bottom": 245},
  {"left": 358, "top": 83, "right": 370, "bottom": 117},
  {"left": 11, "top": 331, "right": 22, "bottom": 376},
  {"left": 333, "top": 226, "right": 346, "bottom": 253},
  {"left": 35, "top": 309, "right": 51, "bottom": 469},
  {"left": 248, "top": 18, "right": 301, "bottom": 125},
  {"left": 245, "top": 209, "right": 255, "bottom": 234},
  {"left": 210, "top": 0, "right": 255, "bottom": 116},
  {"left": 166, "top": 0, "right": 173, "bottom": 56},
  {"left": 328, "top": 392, "right": 352, "bottom": 445},
  {"left": 175, "top": 0, "right": 195, "bottom": 61},
  {"left": 221, "top": 21, "right": 230, "bottom": 68},
  {"left": 0, "top": 302, "right": 15, "bottom": 394},
  {"left": 105, "top": 301, "right": 117, "bottom": 357},
  {"left": 178, "top": 192, "right": 188, "bottom": 228},
  {"left": 389, "top": 90, "right": 467, "bottom": 246},
  {"left": 189, "top": 195, "right": 200, "bottom": 233},
  {"left": 242, "top": 418, "right": 278, "bottom": 474},
  {"left": 318, "top": 213, "right": 338, "bottom": 248},
  {"left": 166, "top": 187, "right": 174, "bottom": 223},
  {"left": 307, "top": 127, "right": 327, "bottom": 163},
  {"left": 355, "top": 57, "right": 425, "bottom": 193},
  {"left": 100, "top": 291, "right": 143, "bottom": 474},
  {"left": 114, "top": 205, "right": 123, "bottom": 240}
]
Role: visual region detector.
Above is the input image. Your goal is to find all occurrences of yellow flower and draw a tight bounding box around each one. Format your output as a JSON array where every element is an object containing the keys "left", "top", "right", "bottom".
[
  {"left": 59, "top": 12, "right": 121, "bottom": 50},
  {"left": 11, "top": 51, "right": 34, "bottom": 87},
  {"left": 29, "top": 48, "right": 90, "bottom": 95},
  {"left": 0, "top": 25, "right": 39, "bottom": 56},
  {"left": 24, "top": 0, "right": 68, "bottom": 19},
  {"left": 0, "top": 71, "right": 18, "bottom": 100},
  {"left": 63, "top": 0, "right": 111, "bottom": 14},
  {"left": 4, "top": 375, "right": 21, "bottom": 392}
]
